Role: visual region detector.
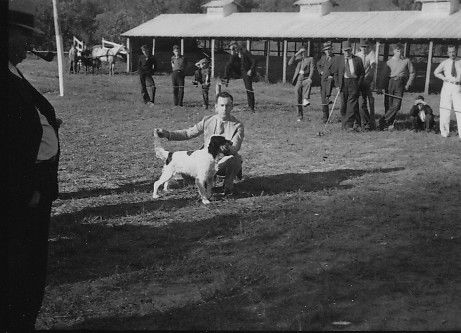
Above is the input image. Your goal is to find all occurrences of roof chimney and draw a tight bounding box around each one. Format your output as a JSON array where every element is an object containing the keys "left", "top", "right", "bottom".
[
  {"left": 294, "top": 0, "right": 334, "bottom": 16},
  {"left": 202, "top": 0, "right": 239, "bottom": 17},
  {"left": 417, "top": 0, "right": 459, "bottom": 14}
]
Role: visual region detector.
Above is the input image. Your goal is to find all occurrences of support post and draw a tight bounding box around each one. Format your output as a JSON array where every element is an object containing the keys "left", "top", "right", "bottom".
[
  {"left": 424, "top": 41, "right": 434, "bottom": 94},
  {"left": 180, "top": 38, "right": 184, "bottom": 55},
  {"left": 282, "top": 40, "right": 288, "bottom": 84},
  {"left": 52, "top": 0, "right": 64, "bottom": 96},
  {"left": 246, "top": 39, "right": 251, "bottom": 51},
  {"left": 374, "top": 41, "right": 380, "bottom": 89},
  {"left": 404, "top": 42, "right": 410, "bottom": 58},
  {"left": 383, "top": 42, "right": 390, "bottom": 62},
  {"left": 211, "top": 38, "right": 215, "bottom": 78},
  {"left": 126, "top": 37, "right": 131, "bottom": 73},
  {"left": 307, "top": 40, "right": 311, "bottom": 57},
  {"left": 265, "top": 40, "right": 270, "bottom": 83},
  {"left": 152, "top": 38, "right": 156, "bottom": 55}
]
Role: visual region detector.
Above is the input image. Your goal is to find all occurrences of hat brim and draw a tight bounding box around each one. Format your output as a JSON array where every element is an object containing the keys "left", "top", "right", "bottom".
[
  {"left": 343, "top": 47, "right": 352, "bottom": 51},
  {"left": 322, "top": 46, "right": 332, "bottom": 51}
]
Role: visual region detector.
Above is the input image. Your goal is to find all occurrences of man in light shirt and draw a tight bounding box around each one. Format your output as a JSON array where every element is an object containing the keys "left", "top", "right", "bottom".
[
  {"left": 355, "top": 39, "right": 376, "bottom": 130},
  {"left": 434, "top": 45, "right": 461, "bottom": 138},
  {"left": 156, "top": 91, "right": 244, "bottom": 194},
  {"left": 377, "top": 43, "right": 415, "bottom": 130},
  {"left": 7, "top": 0, "right": 61, "bottom": 330}
]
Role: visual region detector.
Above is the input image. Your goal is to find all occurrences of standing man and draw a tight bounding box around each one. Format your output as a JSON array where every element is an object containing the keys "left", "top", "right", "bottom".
[
  {"left": 332, "top": 41, "right": 365, "bottom": 131},
  {"left": 6, "top": 0, "right": 61, "bottom": 330},
  {"left": 288, "top": 45, "right": 315, "bottom": 121},
  {"left": 138, "top": 44, "right": 157, "bottom": 107},
  {"left": 433, "top": 45, "right": 461, "bottom": 138},
  {"left": 355, "top": 38, "right": 377, "bottom": 130},
  {"left": 156, "top": 91, "right": 244, "bottom": 194},
  {"left": 193, "top": 58, "right": 212, "bottom": 109},
  {"left": 171, "top": 44, "right": 186, "bottom": 107},
  {"left": 68, "top": 43, "right": 77, "bottom": 74},
  {"left": 223, "top": 43, "right": 257, "bottom": 112},
  {"left": 317, "top": 41, "right": 337, "bottom": 123},
  {"left": 377, "top": 43, "right": 415, "bottom": 130}
]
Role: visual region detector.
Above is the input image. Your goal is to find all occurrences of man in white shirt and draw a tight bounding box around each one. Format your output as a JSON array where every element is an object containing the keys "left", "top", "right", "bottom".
[
  {"left": 355, "top": 39, "right": 377, "bottom": 130},
  {"left": 434, "top": 45, "right": 461, "bottom": 138}
]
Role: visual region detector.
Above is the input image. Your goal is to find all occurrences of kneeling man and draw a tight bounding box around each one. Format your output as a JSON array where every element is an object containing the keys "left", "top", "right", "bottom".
[{"left": 156, "top": 91, "right": 244, "bottom": 194}]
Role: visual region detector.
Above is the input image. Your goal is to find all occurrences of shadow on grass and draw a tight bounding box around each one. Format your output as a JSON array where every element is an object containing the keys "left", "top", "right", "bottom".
[
  {"left": 236, "top": 167, "right": 404, "bottom": 197},
  {"left": 64, "top": 236, "right": 461, "bottom": 331},
  {"left": 48, "top": 213, "right": 241, "bottom": 286}
]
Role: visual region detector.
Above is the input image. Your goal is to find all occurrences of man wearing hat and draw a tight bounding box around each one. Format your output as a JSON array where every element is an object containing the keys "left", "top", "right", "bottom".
[
  {"left": 317, "top": 41, "right": 338, "bottom": 123},
  {"left": 288, "top": 45, "right": 315, "bottom": 121},
  {"left": 138, "top": 44, "right": 157, "bottom": 107},
  {"left": 6, "top": 0, "right": 62, "bottom": 330},
  {"left": 193, "top": 58, "right": 212, "bottom": 109},
  {"left": 377, "top": 43, "right": 415, "bottom": 130},
  {"left": 223, "top": 42, "right": 257, "bottom": 112},
  {"left": 171, "top": 44, "right": 187, "bottom": 107},
  {"left": 331, "top": 41, "right": 365, "bottom": 131},
  {"left": 409, "top": 95, "right": 435, "bottom": 132},
  {"left": 355, "top": 38, "right": 377, "bottom": 130}
]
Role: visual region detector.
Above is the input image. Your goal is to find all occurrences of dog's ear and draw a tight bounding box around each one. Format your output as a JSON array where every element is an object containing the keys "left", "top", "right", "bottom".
[{"left": 208, "top": 135, "right": 226, "bottom": 158}]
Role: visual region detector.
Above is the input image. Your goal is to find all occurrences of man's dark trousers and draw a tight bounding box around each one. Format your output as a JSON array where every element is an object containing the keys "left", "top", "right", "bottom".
[
  {"left": 7, "top": 198, "right": 52, "bottom": 332},
  {"left": 359, "top": 82, "right": 374, "bottom": 128},
  {"left": 321, "top": 78, "right": 334, "bottom": 122},
  {"left": 383, "top": 77, "right": 405, "bottom": 126},
  {"left": 140, "top": 74, "right": 156, "bottom": 104},
  {"left": 242, "top": 73, "right": 255, "bottom": 111},
  {"left": 172, "top": 70, "right": 185, "bottom": 106},
  {"left": 340, "top": 78, "right": 360, "bottom": 129}
]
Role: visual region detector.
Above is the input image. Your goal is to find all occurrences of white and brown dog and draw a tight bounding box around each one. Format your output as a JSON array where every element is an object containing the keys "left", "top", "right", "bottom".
[{"left": 153, "top": 131, "right": 233, "bottom": 204}]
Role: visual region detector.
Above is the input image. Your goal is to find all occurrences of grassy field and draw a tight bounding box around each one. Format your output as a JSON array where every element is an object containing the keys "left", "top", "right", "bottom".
[{"left": 19, "top": 58, "right": 461, "bottom": 330}]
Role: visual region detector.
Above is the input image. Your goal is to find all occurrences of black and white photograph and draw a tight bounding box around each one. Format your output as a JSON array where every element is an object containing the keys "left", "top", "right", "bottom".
[{"left": 5, "top": 0, "right": 461, "bottom": 330}]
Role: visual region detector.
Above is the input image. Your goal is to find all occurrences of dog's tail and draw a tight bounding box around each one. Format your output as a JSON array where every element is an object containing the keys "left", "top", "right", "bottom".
[{"left": 153, "top": 130, "right": 169, "bottom": 161}]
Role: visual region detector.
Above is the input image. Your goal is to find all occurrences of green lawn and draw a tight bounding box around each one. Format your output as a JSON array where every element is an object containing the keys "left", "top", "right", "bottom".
[{"left": 18, "top": 57, "right": 461, "bottom": 330}]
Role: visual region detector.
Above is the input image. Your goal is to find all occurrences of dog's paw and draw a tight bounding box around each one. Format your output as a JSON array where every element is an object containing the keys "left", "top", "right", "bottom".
[
  {"left": 152, "top": 193, "right": 160, "bottom": 199},
  {"left": 202, "top": 198, "right": 211, "bottom": 205}
]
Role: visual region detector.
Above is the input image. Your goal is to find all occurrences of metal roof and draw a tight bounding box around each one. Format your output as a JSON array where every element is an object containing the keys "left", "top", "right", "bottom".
[
  {"left": 294, "top": 0, "right": 332, "bottom": 5},
  {"left": 202, "top": 0, "right": 238, "bottom": 7},
  {"left": 122, "top": 10, "right": 461, "bottom": 40}
]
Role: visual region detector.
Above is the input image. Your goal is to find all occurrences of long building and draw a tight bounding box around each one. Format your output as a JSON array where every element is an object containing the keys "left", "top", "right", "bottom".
[{"left": 122, "top": 0, "right": 461, "bottom": 93}]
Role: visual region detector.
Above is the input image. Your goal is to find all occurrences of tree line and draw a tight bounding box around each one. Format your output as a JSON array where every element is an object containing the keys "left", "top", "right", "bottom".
[{"left": 34, "top": 0, "right": 425, "bottom": 50}]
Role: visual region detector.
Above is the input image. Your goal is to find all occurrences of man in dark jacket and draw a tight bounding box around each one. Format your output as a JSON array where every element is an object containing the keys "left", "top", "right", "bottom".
[
  {"left": 332, "top": 41, "right": 365, "bottom": 131},
  {"left": 223, "top": 43, "right": 257, "bottom": 112},
  {"left": 317, "top": 41, "right": 338, "bottom": 123},
  {"left": 138, "top": 44, "right": 157, "bottom": 107},
  {"left": 5, "top": 0, "right": 61, "bottom": 331},
  {"left": 409, "top": 95, "right": 435, "bottom": 132},
  {"left": 171, "top": 44, "right": 187, "bottom": 107}
]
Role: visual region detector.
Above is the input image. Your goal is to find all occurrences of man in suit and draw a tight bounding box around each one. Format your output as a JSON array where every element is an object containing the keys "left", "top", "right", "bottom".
[
  {"left": 317, "top": 41, "right": 337, "bottom": 123},
  {"left": 138, "top": 44, "right": 157, "bottom": 107},
  {"left": 332, "top": 41, "right": 365, "bottom": 131},
  {"left": 223, "top": 43, "right": 257, "bottom": 112},
  {"left": 288, "top": 45, "right": 315, "bottom": 121},
  {"left": 6, "top": 0, "right": 61, "bottom": 331}
]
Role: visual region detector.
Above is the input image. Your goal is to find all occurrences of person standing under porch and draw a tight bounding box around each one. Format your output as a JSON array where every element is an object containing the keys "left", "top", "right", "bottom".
[
  {"left": 138, "top": 44, "right": 157, "bottom": 107},
  {"left": 288, "top": 45, "right": 315, "bottom": 122},
  {"left": 377, "top": 43, "right": 415, "bottom": 131},
  {"left": 171, "top": 44, "right": 187, "bottom": 107},
  {"left": 317, "top": 41, "right": 337, "bottom": 123},
  {"left": 355, "top": 38, "right": 376, "bottom": 130},
  {"left": 434, "top": 45, "right": 461, "bottom": 138}
]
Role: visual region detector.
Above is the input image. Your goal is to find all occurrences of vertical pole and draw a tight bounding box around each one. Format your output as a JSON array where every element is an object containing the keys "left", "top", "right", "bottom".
[
  {"left": 265, "top": 40, "right": 270, "bottom": 83},
  {"left": 246, "top": 39, "right": 251, "bottom": 51},
  {"left": 152, "top": 38, "right": 156, "bottom": 55},
  {"left": 180, "top": 38, "right": 184, "bottom": 55},
  {"left": 307, "top": 40, "right": 311, "bottom": 57},
  {"left": 424, "top": 40, "right": 434, "bottom": 94},
  {"left": 282, "top": 40, "right": 287, "bottom": 84},
  {"left": 211, "top": 38, "right": 215, "bottom": 78},
  {"left": 374, "top": 41, "right": 380, "bottom": 89},
  {"left": 52, "top": 0, "right": 64, "bottom": 96},
  {"left": 383, "top": 42, "right": 389, "bottom": 62},
  {"left": 126, "top": 37, "right": 131, "bottom": 73},
  {"left": 404, "top": 42, "right": 410, "bottom": 58}
]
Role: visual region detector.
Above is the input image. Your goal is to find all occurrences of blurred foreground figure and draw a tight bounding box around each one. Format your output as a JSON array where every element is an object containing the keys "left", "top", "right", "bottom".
[{"left": 5, "top": 0, "right": 61, "bottom": 331}]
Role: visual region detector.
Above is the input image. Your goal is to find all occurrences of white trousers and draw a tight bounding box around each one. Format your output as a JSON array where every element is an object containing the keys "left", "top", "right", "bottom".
[{"left": 439, "top": 82, "right": 461, "bottom": 138}]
